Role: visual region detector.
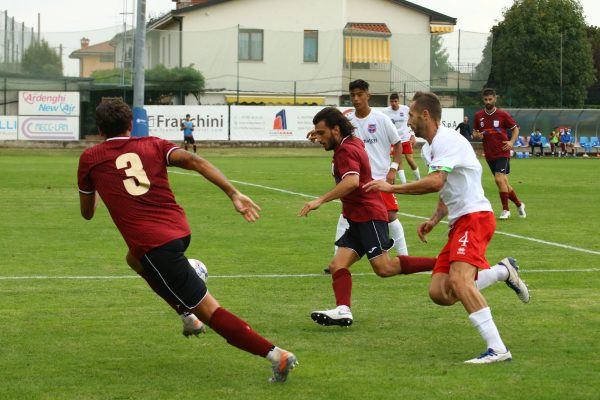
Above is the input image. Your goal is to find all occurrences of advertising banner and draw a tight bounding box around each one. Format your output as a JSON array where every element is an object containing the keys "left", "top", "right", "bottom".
[
  {"left": 0, "top": 116, "right": 18, "bottom": 140},
  {"left": 18, "top": 116, "right": 79, "bottom": 141},
  {"left": 18, "top": 91, "right": 80, "bottom": 116},
  {"left": 230, "top": 106, "right": 318, "bottom": 141},
  {"left": 146, "top": 105, "right": 229, "bottom": 141}
]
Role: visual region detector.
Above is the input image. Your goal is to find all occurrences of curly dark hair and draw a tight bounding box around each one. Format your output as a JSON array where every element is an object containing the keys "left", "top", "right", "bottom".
[
  {"left": 95, "top": 99, "right": 133, "bottom": 138},
  {"left": 312, "top": 107, "right": 355, "bottom": 138}
]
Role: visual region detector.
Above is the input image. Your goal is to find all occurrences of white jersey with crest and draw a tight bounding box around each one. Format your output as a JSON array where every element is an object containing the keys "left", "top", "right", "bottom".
[
  {"left": 346, "top": 109, "right": 401, "bottom": 180},
  {"left": 382, "top": 105, "right": 413, "bottom": 142},
  {"left": 421, "top": 126, "right": 492, "bottom": 224}
]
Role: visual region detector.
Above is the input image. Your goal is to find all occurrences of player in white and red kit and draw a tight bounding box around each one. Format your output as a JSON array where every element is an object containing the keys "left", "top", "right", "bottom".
[
  {"left": 382, "top": 92, "right": 421, "bottom": 183},
  {"left": 365, "top": 92, "right": 529, "bottom": 363},
  {"left": 78, "top": 99, "right": 297, "bottom": 382},
  {"left": 473, "top": 88, "right": 526, "bottom": 220},
  {"left": 336, "top": 80, "right": 409, "bottom": 260},
  {"left": 300, "top": 107, "right": 436, "bottom": 327}
]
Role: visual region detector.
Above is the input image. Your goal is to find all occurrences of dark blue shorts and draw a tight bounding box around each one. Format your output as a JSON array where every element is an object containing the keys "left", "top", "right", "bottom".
[
  {"left": 140, "top": 235, "right": 207, "bottom": 310},
  {"left": 486, "top": 157, "right": 510, "bottom": 175},
  {"left": 335, "top": 219, "right": 393, "bottom": 260}
]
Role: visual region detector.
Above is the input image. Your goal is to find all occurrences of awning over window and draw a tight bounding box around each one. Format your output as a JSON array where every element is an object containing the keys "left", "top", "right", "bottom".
[
  {"left": 430, "top": 24, "right": 454, "bottom": 33},
  {"left": 343, "top": 23, "right": 391, "bottom": 64},
  {"left": 344, "top": 37, "right": 390, "bottom": 64},
  {"left": 225, "top": 96, "right": 324, "bottom": 105}
]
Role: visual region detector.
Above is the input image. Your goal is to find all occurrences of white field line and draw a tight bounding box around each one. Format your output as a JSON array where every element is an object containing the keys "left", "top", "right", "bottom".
[
  {"left": 170, "top": 171, "right": 600, "bottom": 256},
  {"left": 1, "top": 269, "right": 600, "bottom": 281}
]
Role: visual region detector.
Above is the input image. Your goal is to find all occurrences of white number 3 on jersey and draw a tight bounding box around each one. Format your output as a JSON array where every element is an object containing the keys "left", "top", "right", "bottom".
[{"left": 115, "top": 153, "right": 151, "bottom": 196}]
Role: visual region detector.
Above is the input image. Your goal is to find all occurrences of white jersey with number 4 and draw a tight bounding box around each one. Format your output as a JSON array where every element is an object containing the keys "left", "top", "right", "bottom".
[
  {"left": 382, "top": 105, "right": 413, "bottom": 142},
  {"left": 346, "top": 109, "right": 401, "bottom": 180},
  {"left": 421, "top": 126, "right": 492, "bottom": 224}
]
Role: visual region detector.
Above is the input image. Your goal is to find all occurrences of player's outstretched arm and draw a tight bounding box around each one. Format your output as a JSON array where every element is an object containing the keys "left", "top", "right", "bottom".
[
  {"left": 299, "top": 174, "right": 359, "bottom": 217},
  {"left": 170, "top": 149, "right": 261, "bottom": 222},
  {"left": 417, "top": 198, "right": 447, "bottom": 243},
  {"left": 365, "top": 171, "right": 446, "bottom": 195}
]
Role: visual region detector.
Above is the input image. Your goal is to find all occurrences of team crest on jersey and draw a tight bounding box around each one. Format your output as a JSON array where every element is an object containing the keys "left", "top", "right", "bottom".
[
  {"left": 480, "top": 121, "right": 484, "bottom": 128},
  {"left": 368, "top": 124, "right": 376, "bottom": 133},
  {"left": 493, "top": 120, "right": 500, "bottom": 127}
]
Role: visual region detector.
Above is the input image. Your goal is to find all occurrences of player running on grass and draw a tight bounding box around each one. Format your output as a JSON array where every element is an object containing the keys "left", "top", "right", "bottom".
[
  {"left": 364, "top": 91, "right": 529, "bottom": 364},
  {"left": 78, "top": 99, "right": 297, "bottom": 382},
  {"left": 300, "top": 106, "right": 437, "bottom": 327}
]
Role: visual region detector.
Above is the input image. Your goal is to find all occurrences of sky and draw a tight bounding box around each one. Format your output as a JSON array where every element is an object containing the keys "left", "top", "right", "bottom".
[{"left": 4, "top": 0, "right": 600, "bottom": 34}]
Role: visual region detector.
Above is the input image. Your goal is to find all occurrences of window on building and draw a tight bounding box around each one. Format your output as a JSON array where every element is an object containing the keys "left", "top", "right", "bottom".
[
  {"left": 238, "top": 29, "right": 263, "bottom": 61},
  {"left": 303, "top": 30, "right": 318, "bottom": 62}
]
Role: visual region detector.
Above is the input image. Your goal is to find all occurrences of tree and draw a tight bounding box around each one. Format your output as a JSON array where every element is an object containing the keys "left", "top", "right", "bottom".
[
  {"left": 586, "top": 25, "right": 600, "bottom": 105},
  {"left": 21, "top": 40, "right": 63, "bottom": 77},
  {"left": 90, "top": 64, "right": 205, "bottom": 104},
  {"left": 145, "top": 65, "right": 205, "bottom": 104},
  {"left": 430, "top": 34, "right": 454, "bottom": 86},
  {"left": 488, "top": 0, "right": 595, "bottom": 108}
]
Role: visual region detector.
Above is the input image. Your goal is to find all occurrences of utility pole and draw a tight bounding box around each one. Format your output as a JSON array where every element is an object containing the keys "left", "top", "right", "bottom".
[{"left": 132, "top": 0, "right": 148, "bottom": 136}]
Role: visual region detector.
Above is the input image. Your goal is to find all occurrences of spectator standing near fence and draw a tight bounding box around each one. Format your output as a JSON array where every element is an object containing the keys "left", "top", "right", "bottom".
[
  {"left": 456, "top": 116, "right": 472, "bottom": 141},
  {"left": 473, "top": 88, "right": 526, "bottom": 220},
  {"left": 180, "top": 113, "right": 196, "bottom": 153}
]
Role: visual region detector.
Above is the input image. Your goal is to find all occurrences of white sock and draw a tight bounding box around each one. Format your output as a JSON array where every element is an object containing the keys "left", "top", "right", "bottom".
[
  {"left": 397, "top": 169, "right": 407, "bottom": 184},
  {"left": 266, "top": 346, "right": 283, "bottom": 362},
  {"left": 476, "top": 263, "right": 509, "bottom": 290},
  {"left": 468, "top": 307, "right": 507, "bottom": 353},
  {"left": 334, "top": 214, "right": 350, "bottom": 255},
  {"left": 388, "top": 219, "right": 408, "bottom": 256},
  {"left": 412, "top": 168, "right": 421, "bottom": 180}
]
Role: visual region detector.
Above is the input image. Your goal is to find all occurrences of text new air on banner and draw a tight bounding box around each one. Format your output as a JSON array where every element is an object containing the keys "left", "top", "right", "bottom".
[
  {"left": 18, "top": 91, "right": 80, "bottom": 116},
  {"left": 145, "top": 106, "right": 229, "bottom": 141}
]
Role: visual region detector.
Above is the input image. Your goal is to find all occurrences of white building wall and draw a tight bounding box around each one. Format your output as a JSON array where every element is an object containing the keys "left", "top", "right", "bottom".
[{"left": 151, "top": 0, "right": 442, "bottom": 102}]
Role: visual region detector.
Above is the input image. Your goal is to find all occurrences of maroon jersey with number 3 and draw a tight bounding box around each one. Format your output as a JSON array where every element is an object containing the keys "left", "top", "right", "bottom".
[{"left": 77, "top": 136, "right": 191, "bottom": 259}]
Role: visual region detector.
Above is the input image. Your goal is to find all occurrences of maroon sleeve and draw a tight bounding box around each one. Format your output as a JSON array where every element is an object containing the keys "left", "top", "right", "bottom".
[
  {"left": 77, "top": 150, "right": 95, "bottom": 193},
  {"left": 335, "top": 145, "right": 361, "bottom": 179}
]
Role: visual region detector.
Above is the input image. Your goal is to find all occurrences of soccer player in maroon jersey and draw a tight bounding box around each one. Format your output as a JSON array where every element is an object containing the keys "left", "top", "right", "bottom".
[
  {"left": 299, "top": 107, "right": 436, "bottom": 327},
  {"left": 78, "top": 99, "right": 297, "bottom": 383},
  {"left": 473, "top": 88, "right": 526, "bottom": 220}
]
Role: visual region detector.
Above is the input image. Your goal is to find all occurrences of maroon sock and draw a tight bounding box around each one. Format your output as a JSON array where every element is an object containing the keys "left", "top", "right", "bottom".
[
  {"left": 398, "top": 256, "right": 437, "bottom": 274},
  {"left": 508, "top": 190, "right": 522, "bottom": 207},
  {"left": 136, "top": 269, "right": 183, "bottom": 315},
  {"left": 499, "top": 192, "right": 510, "bottom": 211},
  {"left": 332, "top": 268, "right": 352, "bottom": 307},
  {"left": 209, "top": 307, "right": 273, "bottom": 357}
]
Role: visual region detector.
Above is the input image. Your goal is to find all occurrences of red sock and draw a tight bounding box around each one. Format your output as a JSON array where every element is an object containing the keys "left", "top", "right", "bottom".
[
  {"left": 332, "top": 268, "right": 352, "bottom": 307},
  {"left": 209, "top": 307, "right": 273, "bottom": 357},
  {"left": 136, "top": 269, "right": 183, "bottom": 315},
  {"left": 398, "top": 256, "right": 437, "bottom": 274},
  {"left": 508, "top": 190, "right": 522, "bottom": 207},
  {"left": 499, "top": 192, "right": 509, "bottom": 211}
]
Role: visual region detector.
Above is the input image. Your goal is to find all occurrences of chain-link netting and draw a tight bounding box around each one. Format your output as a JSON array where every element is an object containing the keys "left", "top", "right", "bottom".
[{"left": 1, "top": 21, "right": 492, "bottom": 104}]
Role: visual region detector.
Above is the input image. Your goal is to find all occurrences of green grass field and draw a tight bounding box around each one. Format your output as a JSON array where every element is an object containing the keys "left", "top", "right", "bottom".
[{"left": 0, "top": 147, "right": 599, "bottom": 400}]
